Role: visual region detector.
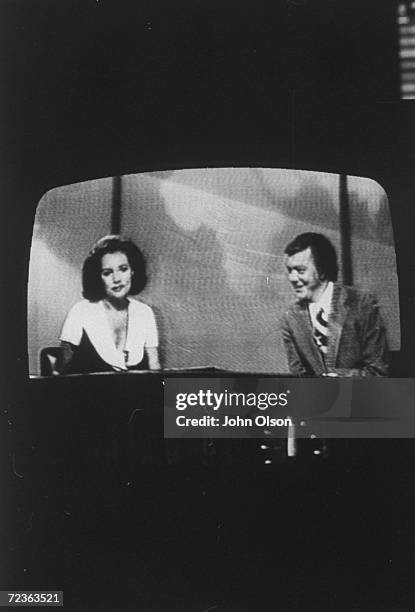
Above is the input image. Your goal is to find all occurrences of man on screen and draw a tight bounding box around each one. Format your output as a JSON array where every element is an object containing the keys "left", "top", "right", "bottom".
[{"left": 282, "top": 232, "right": 388, "bottom": 377}]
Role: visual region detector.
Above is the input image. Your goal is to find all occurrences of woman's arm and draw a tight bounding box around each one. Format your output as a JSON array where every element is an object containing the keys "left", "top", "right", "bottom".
[
  {"left": 145, "top": 346, "right": 161, "bottom": 370},
  {"left": 56, "top": 341, "right": 76, "bottom": 374},
  {"left": 58, "top": 301, "right": 84, "bottom": 373}
]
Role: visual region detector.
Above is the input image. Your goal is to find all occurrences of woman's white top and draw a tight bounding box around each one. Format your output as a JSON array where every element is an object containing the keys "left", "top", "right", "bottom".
[{"left": 60, "top": 298, "right": 159, "bottom": 371}]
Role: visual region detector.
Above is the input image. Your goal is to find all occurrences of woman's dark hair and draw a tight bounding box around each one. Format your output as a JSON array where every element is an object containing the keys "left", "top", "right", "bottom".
[
  {"left": 284, "top": 232, "right": 338, "bottom": 282},
  {"left": 82, "top": 235, "right": 147, "bottom": 301}
]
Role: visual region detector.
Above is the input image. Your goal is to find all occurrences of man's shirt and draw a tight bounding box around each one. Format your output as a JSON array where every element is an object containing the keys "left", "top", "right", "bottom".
[{"left": 307, "top": 281, "right": 334, "bottom": 329}]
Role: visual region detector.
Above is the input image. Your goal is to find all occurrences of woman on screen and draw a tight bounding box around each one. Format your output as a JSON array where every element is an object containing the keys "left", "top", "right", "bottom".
[{"left": 58, "top": 235, "right": 160, "bottom": 373}]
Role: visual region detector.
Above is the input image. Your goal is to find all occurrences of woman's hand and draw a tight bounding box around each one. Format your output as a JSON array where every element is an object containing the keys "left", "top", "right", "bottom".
[
  {"left": 56, "top": 341, "right": 76, "bottom": 374},
  {"left": 145, "top": 347, "right": 161, "bottom": 370}
]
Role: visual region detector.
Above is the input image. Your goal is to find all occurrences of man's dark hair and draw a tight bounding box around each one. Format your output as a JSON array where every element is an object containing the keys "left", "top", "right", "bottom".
[
  {"left": 82, "top": 235, "right": 147, "bottom": 301},
  {"left": 284, "top": 232, "right": 338, "bottom": 282}
]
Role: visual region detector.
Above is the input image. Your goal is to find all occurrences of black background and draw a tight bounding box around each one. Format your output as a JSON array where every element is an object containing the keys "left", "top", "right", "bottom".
[{"left": 2, "top": 1, "right": 415, "bottom": 610}]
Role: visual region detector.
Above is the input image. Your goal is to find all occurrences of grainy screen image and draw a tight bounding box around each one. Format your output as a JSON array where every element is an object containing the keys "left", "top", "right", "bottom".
[{"left": 28, "top": 168, "right": 399, "bottom": 377}]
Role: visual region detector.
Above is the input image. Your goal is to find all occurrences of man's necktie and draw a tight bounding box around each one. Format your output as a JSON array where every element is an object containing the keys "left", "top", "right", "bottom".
[{"left": 313, "top": 307, "right": 328, "bottom": 355}]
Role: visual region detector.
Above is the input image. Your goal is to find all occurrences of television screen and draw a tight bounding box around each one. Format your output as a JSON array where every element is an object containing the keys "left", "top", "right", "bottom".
[{"left": 28, "top": 168, "right": 400, "bottom": 377}]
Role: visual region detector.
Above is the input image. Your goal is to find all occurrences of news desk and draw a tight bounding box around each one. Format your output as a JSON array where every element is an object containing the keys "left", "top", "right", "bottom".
[
  {"left": 20, "top": 370, "right": 297, "bottom": 477},
  {"left": 21, "top": 370, "right": 415, "bottom": 470}
]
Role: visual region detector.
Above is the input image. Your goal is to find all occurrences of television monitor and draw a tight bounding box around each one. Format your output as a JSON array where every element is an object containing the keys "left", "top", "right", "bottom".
[{"left": 28, "top": 168, "right": 400, "bottom": 377}]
